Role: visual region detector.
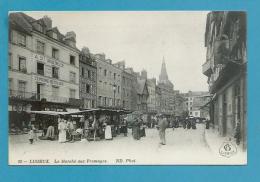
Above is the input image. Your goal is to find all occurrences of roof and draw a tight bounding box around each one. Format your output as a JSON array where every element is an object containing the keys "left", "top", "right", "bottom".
[{"left": 9, "top": 12, "right": 79, "bottom": 51}]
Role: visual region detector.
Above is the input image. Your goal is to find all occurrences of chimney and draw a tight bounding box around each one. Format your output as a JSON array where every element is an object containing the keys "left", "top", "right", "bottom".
[
  {"left": 64, "top": 31, "right": 76, "bottom": 48},
  {"left": 141, "top": 69, "right": 147, "bottom": 79},
  {"left": 42, "top": 16, "right": 52, "bottom": 30},
  {"left": 82, "top": 47, "right": 90, "bottom": 55}
]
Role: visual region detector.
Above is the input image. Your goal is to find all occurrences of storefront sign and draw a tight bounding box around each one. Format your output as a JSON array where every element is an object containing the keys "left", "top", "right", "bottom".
[
  {"left": 33, "top": 53, "right": 64, "bottom": 67},
  {"left": 34, "top": 75, "right": 64, "bottom": 86}
]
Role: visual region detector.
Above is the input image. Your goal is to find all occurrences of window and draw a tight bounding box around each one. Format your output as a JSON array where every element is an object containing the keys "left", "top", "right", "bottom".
[
  {"left": 70, "top": 72, "right": 76, "bottom": 83},
  {"left": 52, "top": 86, "right": 59, "bottom": 97},
  {"left": 104, "top": 69, "right": 107, "bottom": 76},
  {"left": 98, "top": 96, "right": 102, "bottom": 106},
  {"left": 53, "top": 32, "right": 58, "bottom": 39},
  {"left": 114, "top": 73, "right": 116, "bottom": 79},
  {"left": 69, "top": 89, "right": 76, "bottom": 99},
  {"left": 70, "top": 55, "right": 75, "bottom": 65},
  {"left": 118, "top": 86, "right": 120, "bottom": 93},
  {"left": 81, "top": 67, "right": 84, "bottom": 77},
  {"left": 190, "top": 107, "right": 192, "bottom": 110},
  {"left": 17, "top": 32, "right": 26, "bottom": 47},
  {"left": 36, "top": 41, "right": 45, "bottom": 55},
  {"left": 18, "top": 56, "right": 26, "bottom": 72},
  {"left": 88, "top": 70, "right": 91, "bottom": 79},
  {"left": 37, "top": 62, "right": 44, "bottom": 75},
  {"left": 52, "top": 48, "right": 59, "bottom": 59},
  {"left": 9, "top": 79, "right": 13, "bottom": 91},
  {"left": 18, "top": 81, "right": 26, "bottom": 97},
  {"left": 52, "top": 67, "right": 59, "bottom": 79},
  {"left": 86, "top": 84, "right": 90, "bottom": 94},
  {"left": 9, "top": 53, "right": 12, "bottom": 69}
]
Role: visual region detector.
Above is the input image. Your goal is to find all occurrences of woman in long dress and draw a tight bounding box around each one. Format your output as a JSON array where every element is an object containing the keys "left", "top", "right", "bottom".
[
  {"left": 132, "top": 118, "right": 140, "bottom": 140},
  {"left": 104, "top": 122, "right": 112, "bottom": 140},
  {"left": 58, "top": 118, "right": 67, "bottom": 143}
]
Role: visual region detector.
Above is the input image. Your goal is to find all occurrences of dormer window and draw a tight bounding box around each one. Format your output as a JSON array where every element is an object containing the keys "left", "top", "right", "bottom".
[{"left": 53, "top": 32, "right": 58, "bottom": 39}]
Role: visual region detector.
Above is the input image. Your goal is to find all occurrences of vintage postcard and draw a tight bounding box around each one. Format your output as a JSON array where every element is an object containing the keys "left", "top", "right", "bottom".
[{"left": 8, "top": 11, "right": 247, "bottom": 165}]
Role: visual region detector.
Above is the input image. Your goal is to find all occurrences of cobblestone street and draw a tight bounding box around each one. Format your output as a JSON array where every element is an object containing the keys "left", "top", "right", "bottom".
[{"left": 9, "top": 124, "right": 246, "bottom": 165}]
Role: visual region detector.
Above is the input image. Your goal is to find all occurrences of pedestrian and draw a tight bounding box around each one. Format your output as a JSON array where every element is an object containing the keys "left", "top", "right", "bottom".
[
  {"left": 121, "top": 118, "right": 128, "bottom": 136},
  {"left": 58, "top": 116, "right": 67, "bottom": 143},
  {"left": 28, "top": 125, "right": 37, "bottom": 144},
  {"left": 139, "top": 116, "right": 146, "bottom": 137},
  {"left": 157, "top": 115, "right": 168, "bottom": 145},
  {"left": 132, "top": 117, "right": 141, "bottom": 140}
]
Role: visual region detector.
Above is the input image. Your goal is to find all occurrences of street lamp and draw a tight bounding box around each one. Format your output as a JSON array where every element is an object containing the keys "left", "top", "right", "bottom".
[{"left": 113, "top": 83, "right": 116, "bottom": 107}]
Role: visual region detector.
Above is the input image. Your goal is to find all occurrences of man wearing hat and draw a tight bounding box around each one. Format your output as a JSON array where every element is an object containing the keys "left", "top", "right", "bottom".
[{"left": 157, "top": 114, "right": 168, "bottom": 145}]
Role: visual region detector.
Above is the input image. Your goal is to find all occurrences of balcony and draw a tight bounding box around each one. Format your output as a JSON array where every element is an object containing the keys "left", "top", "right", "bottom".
[
  {"left": 9, "top": 90, "right": 78, "bottom": 105},
  {"left": 202, "top": 60, "right": 212, "bottom": 77}
]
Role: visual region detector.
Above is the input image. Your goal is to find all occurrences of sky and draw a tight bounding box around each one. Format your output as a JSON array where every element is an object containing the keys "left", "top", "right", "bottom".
[{"left": 25, "top": 11, "right": 209, "bottom": 93}]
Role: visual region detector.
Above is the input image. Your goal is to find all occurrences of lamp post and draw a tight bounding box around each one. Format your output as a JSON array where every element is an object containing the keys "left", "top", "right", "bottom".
[{"left": 113, "top": 83, "right": 116, "bottom": 107}]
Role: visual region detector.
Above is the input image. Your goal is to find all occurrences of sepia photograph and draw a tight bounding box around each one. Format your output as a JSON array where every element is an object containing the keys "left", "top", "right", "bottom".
[{"left": 8, "top": 11, "right": 247, "bottom": 165}]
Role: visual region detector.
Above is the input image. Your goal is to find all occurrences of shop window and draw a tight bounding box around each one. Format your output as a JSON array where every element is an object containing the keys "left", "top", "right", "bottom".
[{"left": 37, "top": 62, "right": 44, "bottom": 75}]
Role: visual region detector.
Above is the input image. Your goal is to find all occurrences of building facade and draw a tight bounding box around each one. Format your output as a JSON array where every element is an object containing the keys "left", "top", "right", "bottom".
[
  {"left": 95, "top": 54, "right": 122, "bottom": 108},
  {"left": 114, "top": 61, "right": 138, "bottom": 111},
  {"left": 136, "top": 77, "right": 149, "bottom": 114},
  {"left": 9, "top": 13, "right": 81, "bottom": 114},
  {"left": 79, "top": 47, "right": 97, "bottom": 109},
  {"left": 203, "top": 11, "right": 247, "bottom": 149},
  {"left": 157, "top": 58, "right": 175, "bottom": 115},
  {"left": 182, "top": 91, "right": 210, "bottom": 117}
]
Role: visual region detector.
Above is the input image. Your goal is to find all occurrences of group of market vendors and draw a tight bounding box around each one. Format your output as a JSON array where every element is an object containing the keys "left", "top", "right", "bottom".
[{"left": 40, "top": 112, "right": 129, "bottom": 143}]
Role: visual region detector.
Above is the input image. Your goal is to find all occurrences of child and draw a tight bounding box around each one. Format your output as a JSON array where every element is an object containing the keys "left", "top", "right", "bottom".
[{"left": 28, "top": 125, "right": 37, "bottom": 144}]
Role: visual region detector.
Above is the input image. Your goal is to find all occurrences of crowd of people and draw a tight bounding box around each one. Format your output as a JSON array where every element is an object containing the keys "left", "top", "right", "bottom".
[
  {"left": 30, "top": 113, "right": 128, "bottom": 144},
  {"left": 26, "top": 111, "right": 210, "bottom": 146}
]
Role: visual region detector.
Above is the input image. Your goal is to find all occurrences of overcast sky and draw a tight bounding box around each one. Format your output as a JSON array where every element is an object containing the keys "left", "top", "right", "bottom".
[{"left": 24, "top": 11, "right": 209, "bottom": 93}]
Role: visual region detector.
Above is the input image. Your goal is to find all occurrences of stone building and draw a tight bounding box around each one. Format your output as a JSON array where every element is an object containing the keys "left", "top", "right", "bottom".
[
  {"left": 182, "top": 91, "right": 210, "bottom": 117},
  {"left": 8, "top": 12, "right": 81, "bottom": 129},
  {"left": 157, "top": 57, "right": 175, "bottom": 115},
  {"left": 79, "top": 47, "right": 97, "bottom": 109},
  {"left": 203, "top": 11, "right": 247, "bottom": 149},
  {"left": 95, "top": 54, "right": 122, "bottom": 108},
  {"left": 136, "top": 77, "right": 149, "bottom": 114},
  {"left": 114, "top": 61, "right": 138, "bottom": 111}
]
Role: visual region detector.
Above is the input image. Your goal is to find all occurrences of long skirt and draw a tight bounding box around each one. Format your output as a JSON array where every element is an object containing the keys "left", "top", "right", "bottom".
[
  {"left": 58, "top": 130, "right": 66, "bottom": 143},
  {"left": 159, "top": 129, "right": 166, "bottom": 144},
  {"left": 105, "top": 125, "right": 112, "bottom": 140},
  {"left": 132, "top": 126, "right": 140, "bottom": 140}
]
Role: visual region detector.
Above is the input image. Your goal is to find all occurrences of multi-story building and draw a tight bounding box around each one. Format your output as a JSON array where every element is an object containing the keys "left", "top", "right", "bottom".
[
  {"left": 79, "top": 47, "right": 97, "bottom": 109},
  {"left": 155, "top": 86, "right": 162, "bottom": 113},
  {"left": 114, "top": 61, "right": 137, "bottom": 111},
  {"left": 172, "top": 91, "right": 186, "bottom": 117},
  {"left": 203, "top": 11, "right": 247, "bottom": 149},
  {"left": 95, "top": 54, "right": 122, "bottom": 108},
  {"left": 136, "top": 77, "right": 149, "bottom": 114},
  {"left": 157, "top": 58, "right": 175, "bottom": 115},
  {"left": 182, "top": 91, "right": 210, "bottom": 117},
  {"left": 8, "top": 12, "right": 81, "bottom": 128}
]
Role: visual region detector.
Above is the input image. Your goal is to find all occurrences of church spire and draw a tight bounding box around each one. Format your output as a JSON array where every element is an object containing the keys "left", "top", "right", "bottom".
[{"left": 159, "top": 56, "right": 169, "bottom": 83}]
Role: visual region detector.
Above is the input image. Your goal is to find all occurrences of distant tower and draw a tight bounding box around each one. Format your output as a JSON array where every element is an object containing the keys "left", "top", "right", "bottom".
[{"left": 159, "top": 57, "right": 169, "bottom": 84}]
